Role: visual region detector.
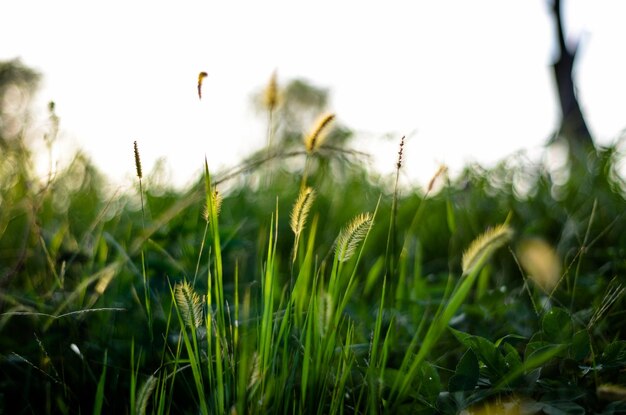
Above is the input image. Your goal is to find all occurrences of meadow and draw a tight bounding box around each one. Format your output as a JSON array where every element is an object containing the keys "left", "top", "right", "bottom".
[{"left": 1, "top": 74, "right": 626, "bottom": 414}]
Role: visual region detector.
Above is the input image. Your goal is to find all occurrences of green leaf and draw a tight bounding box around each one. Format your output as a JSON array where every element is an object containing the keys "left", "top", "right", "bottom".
[
  {"left": 535, "top": 400, "right": 585, "bottom": 415},
  {"left": 450, "top": 328, "right": 508, "bottom": 382},
  {"left": 570, "top": 330, "right": 590, "bottom": 361},
  {"left": 416, "top": 363, "right": 441, "bottom": 405},
  {"left": 449, "top": 350, "right": 479, "bottom": 392},
  {"left": 525, "top": 332, "right": 549, "bottom": 359},
  {"left": 450, "top": 327, "right": 472, "bottom": 346},
  {"left": 502, "top": 342, "right": 523, "bottom": 375},
  {"left": 599, "top": 341, "right": 626, "bottom": 367},
  {"left": 541, "top": 308, "right": 572, "bottom": 343},
  {"left": 93, "top": 350, "right": 108, "bottom": 415}
]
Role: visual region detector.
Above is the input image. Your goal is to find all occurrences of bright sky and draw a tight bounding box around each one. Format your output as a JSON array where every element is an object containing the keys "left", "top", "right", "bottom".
[{"left": 2, "top": 1, "right": 626, "bottom": 189}]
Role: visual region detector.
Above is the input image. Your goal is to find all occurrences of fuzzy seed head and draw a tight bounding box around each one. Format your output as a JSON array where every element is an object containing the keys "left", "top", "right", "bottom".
[
  {"left": 597, "top": 384, "right": 626, "bottom": 402},
  {"left": 290, "top": 187, "right": 315, "bottom": 263},
  {"left": 335, "top": 212, "right": 373, "bottom": 263},
  {"left": 136, "top": 374, "right": 158, "bottom": 415},
  {"left": 174, "top": 281, "right": 203, "bottom": 328},
  {"left": 203, "top": 187, "right": 223, "bottom": 223},
  {"left": 316, "top": 291, "right": 333, "bottom": 338},
  {"left": 290, "top": 187, "right": 315, "bottom": 236},
  {"left": 517, "top": 238, "right": 561, "bottom": 292},
  {"left": 263, "top": 70, "right": 279, "bottom": 111},
  {"left": 305, "top": 113, "right": 335, "bottom": 153},
  {"left": 462, "top": 224, "right": 513, "bottom": 275},
  {"left": 248, "top": 352, "right": 261, "bottom": 391}
]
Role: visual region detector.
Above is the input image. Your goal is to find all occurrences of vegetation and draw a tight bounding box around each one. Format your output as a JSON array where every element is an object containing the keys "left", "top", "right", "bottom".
[{"left": 1, "top": 63, "right": 626, "bottom": 414}]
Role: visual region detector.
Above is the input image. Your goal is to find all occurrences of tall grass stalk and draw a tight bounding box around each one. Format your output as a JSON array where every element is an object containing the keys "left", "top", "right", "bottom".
[
  {"left": 130, "top": 339, "right": 137, "bottom": 415},
  {"left": 364, "top": 274, "right": 391, "bottom": 412},
  {"left": 258, "top": 203, "right": 279, "bottom": 403},
  {"left": 395, "top": 164, "right": 448, "bottom": 302},
  {"left": 385, "top": 136, "right": 404, "bottom": 281},
  {"left": 170, "top": 280, "right": 209, "bottom": 415},
  {"left": 133, "top": 141, "right": 152, "bottom": 338},
  {"left": 263, "top": 71, "right": 279, "bottom": 186},
  {"left": 292, "top": 215, "right": 319, "bottom": 327},
  {"left": 569, "top": 198, "right": 597, "bottom": 309},
  {"left": 332, "top": 203, "right": 378, "bottom": 319}
]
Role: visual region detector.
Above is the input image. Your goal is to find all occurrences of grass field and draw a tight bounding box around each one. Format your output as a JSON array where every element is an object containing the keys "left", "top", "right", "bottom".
[{"left": 1, "top": 76, "right": 626, "bottom": 414}]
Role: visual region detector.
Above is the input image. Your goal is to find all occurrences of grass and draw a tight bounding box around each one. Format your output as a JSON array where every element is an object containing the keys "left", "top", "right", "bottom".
[{"left": 1, "top": 75, "right": 626, "bottom": 414}]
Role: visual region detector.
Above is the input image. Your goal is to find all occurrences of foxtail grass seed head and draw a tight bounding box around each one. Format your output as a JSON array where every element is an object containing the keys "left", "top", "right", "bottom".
[
  {"left": 305, "top": 112, "right": 335, "bottom": 153},
  {"left": 597, "top": 384, "right": 626, "bottom": 402},
  {"left": 247, "top": 352, "right": 261, "bottom": 391},
  {"left": 133, "top": 141, "right": 142, "bottom": 179},
  {"left": 335, "top": 212, "right": 373, "bottom": 263},
  {"left": 263, "top": 70, "right": 279, "bottom": 111},
  {"left": 203, "top": 187, "right": 223, "bottom": 222},
  {"left": 317, "top": 291, "right": 333, "bottom": 337},
  {"left": 427, "top": 164, "right": 448, "bottom": 193},
  {"left": 462, "top": 224, "right": 513, "bottom": 276},
  {"left": 464, "top": 396, "right": 524, "bottom": 415},
  {"left": 136, "top": 374, "right": 158, "bottom": 415},
  {"left": 197, "top": 71, "right": 208, "bottom": 100},
  {"left": 516, "top": 238, "right": 561, "bottom": 292},
  {"left": 290, "top": 187, "right": 315, "bottom": 236},
  {"left": 174, "top": 281, "right": 203, "bottom": 328},
  {"left": 396, "top": 136, "right": 405, "bottom": 170}
]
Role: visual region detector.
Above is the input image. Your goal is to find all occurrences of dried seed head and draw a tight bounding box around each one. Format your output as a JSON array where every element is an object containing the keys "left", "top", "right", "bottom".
[
  {"left": 427, "top": 164, "right": 448, "bottom": 193},
  {"left": 197, "top": 71, "right": 208, "bottom": 100},
  {"left": 396, "top": 136, "right": 405, "bottom": 170},
  {"left": 133, "top": 141, "right": 142, "bottom": 179},
  {"left": 305, "top": 113, "right": 335, "bottom": 153}
]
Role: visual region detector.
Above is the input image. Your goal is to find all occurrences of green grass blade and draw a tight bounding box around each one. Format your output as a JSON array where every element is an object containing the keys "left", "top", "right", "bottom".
[{"left": 93, "top": 350, "right": 108, "bottom": 415}]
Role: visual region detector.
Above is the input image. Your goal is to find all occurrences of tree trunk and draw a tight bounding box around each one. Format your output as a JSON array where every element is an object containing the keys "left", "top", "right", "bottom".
[{"left": 550, "top": 0, "right": 595, "bottom": 159}]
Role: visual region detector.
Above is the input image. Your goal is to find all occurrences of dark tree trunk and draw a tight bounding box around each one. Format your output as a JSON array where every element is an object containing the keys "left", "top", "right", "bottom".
[{"left": 550, "top": 0, "right": 595, "bottom": 156}]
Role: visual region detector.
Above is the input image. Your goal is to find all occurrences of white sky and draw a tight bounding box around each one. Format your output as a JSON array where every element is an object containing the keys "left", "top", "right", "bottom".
[{"left": 2, "top": 1, "right": 626, "bottom": 189}]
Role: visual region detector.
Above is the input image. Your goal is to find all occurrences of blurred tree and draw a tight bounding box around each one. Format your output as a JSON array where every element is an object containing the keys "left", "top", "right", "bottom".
[
  {"left": 221, "top": 75, "right": 361, "bottom": 196},
  {"left": 253, "top": 77, "right": 329, "bottom": 148},
  {"left": 0, "top": 58, "right": 40, "bottom": 146},
  {"left": 0, "top": 59, "right": 41, "bottom": 288}
]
